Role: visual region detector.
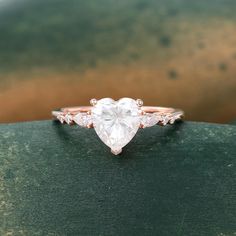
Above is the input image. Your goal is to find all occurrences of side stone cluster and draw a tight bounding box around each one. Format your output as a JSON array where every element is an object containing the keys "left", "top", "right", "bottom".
[
  {"left": 57, "top": 111, "right": 182, "bottom": 128},
  {"left": 57, "top": 113, "right": 92, "bottom": 127},
  {"left": 140, "top": 112, "right": 183, "bottom": 127}
]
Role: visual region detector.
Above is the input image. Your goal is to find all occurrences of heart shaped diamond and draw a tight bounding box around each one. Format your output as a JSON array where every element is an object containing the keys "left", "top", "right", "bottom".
[{"left": 91, "top": 98, "right": 141, "bottom": 154}]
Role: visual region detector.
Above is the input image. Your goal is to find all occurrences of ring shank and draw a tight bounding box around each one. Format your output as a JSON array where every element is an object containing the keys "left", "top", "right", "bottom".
[
  {"left": 52, "top": 106, "right": 184, "bottom": 126},
  {"left": 57, "top": 106, "right": 183, "bottom": 115}
]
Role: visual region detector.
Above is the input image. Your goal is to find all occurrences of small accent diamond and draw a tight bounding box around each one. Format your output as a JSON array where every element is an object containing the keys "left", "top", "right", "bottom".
[
  {"left": 161, "top": 115, "right": 170, "bottom": 126},
  {"left": 73, "top": 113, "right": 92, "bottom": 127},
  {"left": 64, "top": 114, "right": 73, "bottom": 124},
  {"left": 169, "top": 118, "right": 175, "bottom": 124},
  {"left": 141, "top": 113, "right": 160, "bottom": 128},
  {"left": 57, "top": 115, "right": 65, "bottom": 124}
]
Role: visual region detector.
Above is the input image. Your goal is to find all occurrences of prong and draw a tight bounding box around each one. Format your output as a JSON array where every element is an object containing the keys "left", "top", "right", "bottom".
[
  {"left": 111, "top": 148, "right": 122, "bottom": 155},
  {"left": 139, "top": 110, "right": 145, "bottom": 115},
  {"left": 136, "top": 99, "right": 143, "bottom": 107},
  {"left": 57, "top": 115, "right": 65, "bottom": 124},
  {"left": 90, "top": 98, "right": 97, "bottom": 106},
  {"left": 64, "top": 113, "right": 73, "bottom": 125},
  {"left": 87, "top": 123, "right": 94, "bottom": 129},
  {"left": 140, "top": 124, "right": 145, "bottom": 129}
]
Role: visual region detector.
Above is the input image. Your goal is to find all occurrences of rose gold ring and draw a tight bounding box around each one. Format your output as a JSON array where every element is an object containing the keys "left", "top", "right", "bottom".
[{"left": 52, "top": 98, "right": 184, "bottom": 155}]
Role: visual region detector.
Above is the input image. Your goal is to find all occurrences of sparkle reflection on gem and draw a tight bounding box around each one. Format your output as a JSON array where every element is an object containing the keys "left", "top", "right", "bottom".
[{"left": 91, "top": 98, "right": 141, "bottom": 153}]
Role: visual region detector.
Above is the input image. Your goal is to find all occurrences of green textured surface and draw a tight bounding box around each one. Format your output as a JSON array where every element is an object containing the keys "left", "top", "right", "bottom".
[{"left": 0, "top": 120, "right": 235, "bottom": 236}]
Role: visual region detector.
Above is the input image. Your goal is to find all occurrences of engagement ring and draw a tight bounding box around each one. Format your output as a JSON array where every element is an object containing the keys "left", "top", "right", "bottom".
[{"left": 52, "top": 98, "right": 184, "bottom": 155}]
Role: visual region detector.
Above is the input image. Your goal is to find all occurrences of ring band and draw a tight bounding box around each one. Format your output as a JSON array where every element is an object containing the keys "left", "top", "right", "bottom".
[{"left": 52, "top": 98, "right": 184, "bottom": 155}]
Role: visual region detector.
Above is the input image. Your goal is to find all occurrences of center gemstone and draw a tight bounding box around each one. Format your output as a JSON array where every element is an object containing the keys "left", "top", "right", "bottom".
[{"left": 91, "top": 98, "right": 141, "bottom": 154}]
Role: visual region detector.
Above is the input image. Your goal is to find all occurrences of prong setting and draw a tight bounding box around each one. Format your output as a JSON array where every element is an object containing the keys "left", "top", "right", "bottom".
[
  {"left": 64, "top": 113, "right": 73, "bottom": 125},
  {"left": 87, "top": 123, "right": 93, "bottom": 129},
  {"left": 90, "top": 98, "right": 97, "bottom": 106},
  {"left": 136, "top": 99, "right": 143, "bottom": 107},
  {"left": 52, "top": 98, "right": 184, "bottom": 156},
  {"left": 111, "top": 148, "right": 122, "bottom": 155}
]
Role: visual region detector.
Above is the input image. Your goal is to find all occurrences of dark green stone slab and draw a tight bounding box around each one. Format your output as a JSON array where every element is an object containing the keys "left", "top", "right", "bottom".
[{"left": 0, "top": 121, "right": 235, "bottom": 236}]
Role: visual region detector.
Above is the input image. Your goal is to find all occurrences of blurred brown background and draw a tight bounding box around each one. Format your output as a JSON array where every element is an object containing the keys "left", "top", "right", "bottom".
[{"left": 0, "top": 0, "right": 235, "bottom": 123}]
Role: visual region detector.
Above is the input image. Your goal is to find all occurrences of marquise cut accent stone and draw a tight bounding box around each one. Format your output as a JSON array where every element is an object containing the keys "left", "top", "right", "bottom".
[
  {"left": 91, "top": 98, "right": 141, "bottom": 154},
  {"left": 73, "top": 113, "right": 92, "bottom": 127},
  {"left": 141, "top": 113, "right": 161, "bottom": 128}
]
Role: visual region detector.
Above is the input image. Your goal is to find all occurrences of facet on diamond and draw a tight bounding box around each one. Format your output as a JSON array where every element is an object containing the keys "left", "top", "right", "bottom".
[
  {"left": 141, "top": 113, "right": 161, "bottom": 128},
  {"left": 91, "top": 98, "right": 141, "bottom": 153},
  {"left": 73, "top": 113, "right": 92, "bottom": 127},
  {"left": 64, "top": 113, "right": 73, "bottom": 124},
  {"left": 57, "top": 115, "right": 65, "bottom": 124},
  {"left": 160, "top": 114, "right": 170, "bottom": 126}
]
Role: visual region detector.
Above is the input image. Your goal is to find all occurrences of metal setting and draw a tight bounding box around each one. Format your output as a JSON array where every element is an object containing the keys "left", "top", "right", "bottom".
[{"left": 52, "top": 98, "right": 184, "bottom": 155}]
